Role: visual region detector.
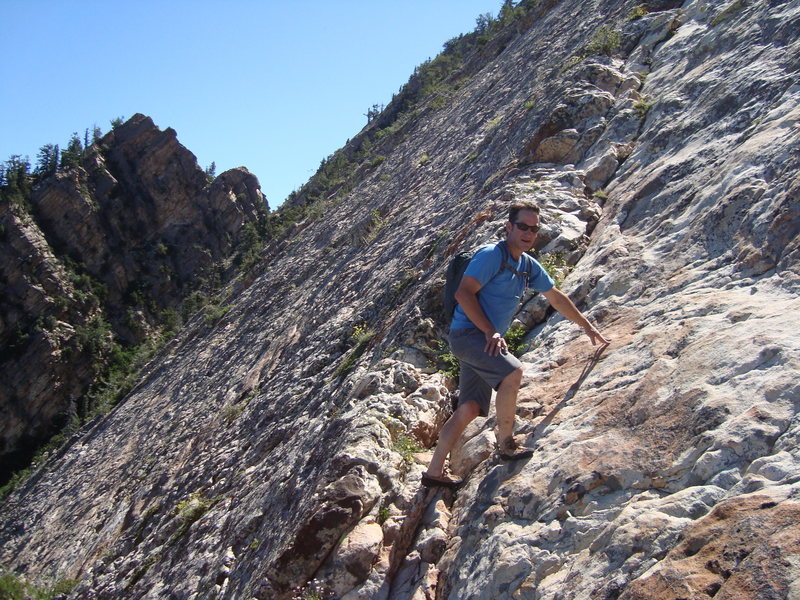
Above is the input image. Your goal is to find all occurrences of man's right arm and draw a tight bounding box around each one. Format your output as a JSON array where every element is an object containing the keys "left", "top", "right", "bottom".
[{"left": 455, "top": 276, "right": 507, "bottom": 356}]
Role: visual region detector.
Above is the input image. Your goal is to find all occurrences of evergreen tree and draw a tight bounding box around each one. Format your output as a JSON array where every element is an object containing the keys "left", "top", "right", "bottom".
[
  {"left": 499, "top": 0, "right": 518, "bottom": 25},
  {"left": 205, "top": 161, "right": 216, "bottom": 179},
  {"left": 475, "top": 13, "right": 494, "bottom": 34},
  {"left": 1, "top": 155, "right": 32, "bottom": 203},
  {"left": 92, "top": 125, "right": 103, "bottom": 143},
  {"left": 35, "top": 143, "right": 59, "bottom": 177},
  {"left": 59, "top": 133, "right": 83, "bottom": 170},
  {"left": 365, "top": 104, "right": 384, "bottom": 123}
]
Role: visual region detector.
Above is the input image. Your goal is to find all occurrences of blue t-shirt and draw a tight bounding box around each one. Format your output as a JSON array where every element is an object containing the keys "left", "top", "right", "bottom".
[{"left": 450, "top": 242, "right": 555, "bottom": 335}]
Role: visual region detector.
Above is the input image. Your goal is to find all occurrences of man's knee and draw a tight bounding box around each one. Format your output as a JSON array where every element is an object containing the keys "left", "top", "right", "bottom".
[
  {"left": 458, "top": 400, "right": 482, "bottom": 421},
  {"left": 502, "top": 366, "right": 523, "bottom": 388}
]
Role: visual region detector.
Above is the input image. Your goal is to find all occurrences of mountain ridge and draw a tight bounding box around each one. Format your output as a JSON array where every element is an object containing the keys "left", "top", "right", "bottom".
[{"left": 0, "top": 114, "right": 265, "bottom": 484}]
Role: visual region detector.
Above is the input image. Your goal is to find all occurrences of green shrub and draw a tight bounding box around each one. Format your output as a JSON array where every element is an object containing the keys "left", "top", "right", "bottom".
[
  {"left": 560, "top": 55, "right": 584, "bottom": 73},
  {"left": 486, "top": 115, "right": 503, "bottom": 131},
  {"left": 378, "top": 506, "right": 391, "bottom": 523},
  {"left": 74, "top": 314, "right": 114, "bottom": 358},
  {"left": 203, "top": 301, "right": 230, "bottom": 326},
  {"left": 627, "top": 4, "right": 648, "bottom": 20},
  {"left": 586, "top": 26, "right": 621, "bottom": 56},
  {"left": 369, "top": 155, "right": 386, "bottom": 168},
  {"left": 360, "top": 210, "right": 385, "bottom": 245},
  {"left": 392, "top": 268, "right": 420, "bottom": 296},
  {"left": 633, "top": 97, "right": 653, "bottom": 119},
  {"left": 0, "top": 572, "right": 79, "bottom": 600},
  {"left": 393, "top": 434, "right": 423, "bottom": 463},
  {"left": 429, "top": 95, "right": 449, "bottom": 110},
  {"left": 335, "top": 324, "right": 376, "bottom": 378},
  {"left": 505, "top": 323, "right": 531, "bottom": 356},
  {"left": 182, "top": 290, "right": 209, "bottom": 321},
  {"left": 540, "top": 251, "right": 574, "bottom": 288},
  {"left": 172, "top": 492, "right": 215, "bottom": 541},
  {"left": 0, "top": 572, "right": 27, "bottom": 600},
  {"left": 435, "top": 340, "right": 460, "bottom": 379}
]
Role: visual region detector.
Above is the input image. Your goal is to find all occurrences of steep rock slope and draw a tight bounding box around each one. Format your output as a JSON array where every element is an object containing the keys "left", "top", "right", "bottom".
[
  {"left": 0, "top": 114, "right": 265, "bottom": 480},
  {"left": 1, "top": 1, "right": 799, "bottom": 599}
]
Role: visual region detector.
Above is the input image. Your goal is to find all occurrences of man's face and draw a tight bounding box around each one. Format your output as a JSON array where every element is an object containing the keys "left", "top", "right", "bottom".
[{"left": 505, "top": 209, "right": 540, "bottom": 252}]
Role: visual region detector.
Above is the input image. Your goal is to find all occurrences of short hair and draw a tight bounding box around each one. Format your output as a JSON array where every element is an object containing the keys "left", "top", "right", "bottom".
[{"left": 508, "top": 200, "right": 540, "bottom": 223}]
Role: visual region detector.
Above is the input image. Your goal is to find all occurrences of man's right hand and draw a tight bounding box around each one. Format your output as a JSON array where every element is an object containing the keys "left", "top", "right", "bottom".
[
  {"left": 583, "top": 325, "right": 611, "bottom": 346},
  {"left": 484, "top": 331, "right": 508, "bottom": 356}
]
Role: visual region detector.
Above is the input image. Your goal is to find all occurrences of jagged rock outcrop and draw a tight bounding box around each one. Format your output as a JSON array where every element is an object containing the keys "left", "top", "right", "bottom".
[
  {"left": 1, "top": 1, "right": 799, "bottom": 599},
  {"left": 0, "top": 113, "right": 265, "bottom": 480}
]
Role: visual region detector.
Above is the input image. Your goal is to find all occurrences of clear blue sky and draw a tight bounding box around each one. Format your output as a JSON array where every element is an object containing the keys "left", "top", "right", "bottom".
[{"left": 1, "top": 0, "right": 502, "bottom": 208}]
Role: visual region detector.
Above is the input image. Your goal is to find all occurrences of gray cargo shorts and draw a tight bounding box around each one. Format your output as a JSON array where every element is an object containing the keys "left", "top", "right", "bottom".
[{"left": 448, "top": 327, "right": 522, "bottom": 417}]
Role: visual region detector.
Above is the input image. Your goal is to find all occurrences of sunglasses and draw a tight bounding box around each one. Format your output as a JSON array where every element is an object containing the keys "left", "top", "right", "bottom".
[{"left": 514, "top": 222, "right": 540, "bottom": 233}]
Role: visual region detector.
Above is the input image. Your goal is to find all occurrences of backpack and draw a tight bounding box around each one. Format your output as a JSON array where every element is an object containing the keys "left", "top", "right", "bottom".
[{"left": 443, "top": 241, "right": 532, "bottom": 322}]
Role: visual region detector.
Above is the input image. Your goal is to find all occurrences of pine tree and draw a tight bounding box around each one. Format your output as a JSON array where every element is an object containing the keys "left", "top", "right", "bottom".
[
  {"left": 0, "top": 155, "right": 32, "bottom": 203},
  {"left": 59, "top": 133, "right": 83, "bottom": 170},
  {"left": 35, "top": 144, "right": 59, "bottom": 177}
]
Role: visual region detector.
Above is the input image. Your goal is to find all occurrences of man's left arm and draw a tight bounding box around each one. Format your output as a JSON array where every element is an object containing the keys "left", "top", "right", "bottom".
[{"left": 542, "top": 287, "right": 610, "bottom": 346}]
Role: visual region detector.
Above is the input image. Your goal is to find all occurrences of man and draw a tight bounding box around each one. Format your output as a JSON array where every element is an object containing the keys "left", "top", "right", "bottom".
[{"left": 422, "top": 200, "right": 610, "bottom": 488}]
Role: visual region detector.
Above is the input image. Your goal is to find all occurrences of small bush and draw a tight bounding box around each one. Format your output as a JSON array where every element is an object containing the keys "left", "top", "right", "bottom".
[
  {"left": 0, "top": 571, "right": 79, "bottom": 600},
  {"left": 633, "top": 97, "right": 653, "bottom": 119},
  {"left": 369, "top": 155, "right": 386, "bottom": 168},
  {"left": 378, "top": 506, "right": 391, "bottom": 523},
  {"left": 203, "top": 300, "right": 230, "bottom": 326},
  {"left": 560, "top": 55, "right": 584, "bottom": 73},
  {"left": 505, "top": 323, "right": 531, "bottom": 356},
  {"left": 334, "top": 324, "right": 376, "bottom": 378},
  {"left": 586, "top": 26, "right": 621, "bottom": 56},
  {"left": 627, "top": 4, "right": 648, "bottom": 20},
  {"left": 173, "top": 492, "right": 215, "bottom": 541},
  {"left": 540, "top": 251, "right": 574, "bottom": 288},
  {"left": 435, "top": 340, "right": 460, "bottom": 379},
  {"left": 393, "top": 435, "right": 423, "bottom": 463},
  {"left": 485, "top": 115, "right": 503, "bottom": 131}
]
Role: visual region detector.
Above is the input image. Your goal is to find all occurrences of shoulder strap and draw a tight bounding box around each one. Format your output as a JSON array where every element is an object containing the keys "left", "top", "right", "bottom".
[{"left": 497, "top": 241, "right": 530, "bottom": 281}]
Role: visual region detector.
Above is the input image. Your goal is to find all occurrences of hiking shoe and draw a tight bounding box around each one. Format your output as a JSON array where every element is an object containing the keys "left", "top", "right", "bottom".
[
  {"left": 421, "top": 473, "right": 464, "bottom": 489},
  {"left": 498, "top": 435, "right": 534, "bottom": 461}
]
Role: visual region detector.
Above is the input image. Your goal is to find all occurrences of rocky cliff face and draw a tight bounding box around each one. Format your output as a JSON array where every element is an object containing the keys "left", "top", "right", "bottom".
[
  {"left": 1, "top": 1, "right": 799, "bottom": 599},
  {"left": 0, "top": 114, "right": 265, "bottom": 480}
]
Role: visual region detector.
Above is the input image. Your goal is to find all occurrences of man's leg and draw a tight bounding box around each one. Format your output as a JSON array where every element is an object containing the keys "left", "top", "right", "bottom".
[
  {"left": 425, "top": 400, "right": 481, "bottom": 479},
  {"left": 495, "top": 366, "right": 533, "bottom": 459},
  {"left": 495, "top": 366, "right": 523, "bottom": 446}
]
